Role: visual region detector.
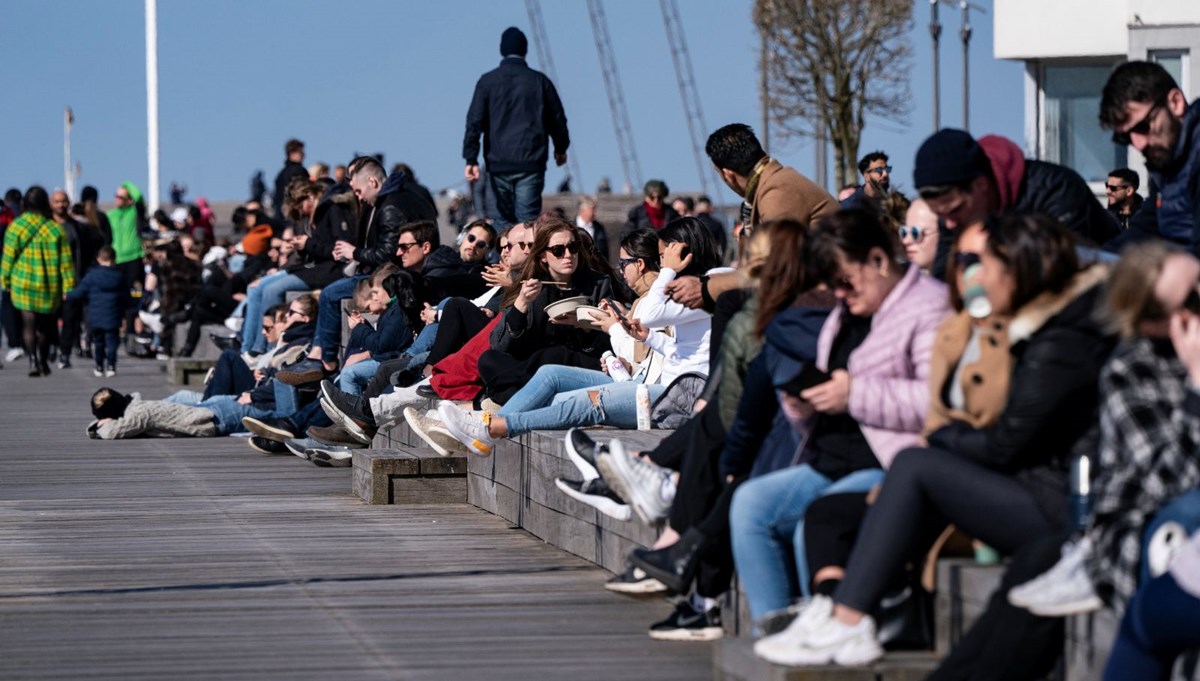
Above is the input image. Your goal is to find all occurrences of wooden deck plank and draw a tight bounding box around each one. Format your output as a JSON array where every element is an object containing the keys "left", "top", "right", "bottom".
[{"left": 0, "top": 361, "right": 710, "bottom": 680}]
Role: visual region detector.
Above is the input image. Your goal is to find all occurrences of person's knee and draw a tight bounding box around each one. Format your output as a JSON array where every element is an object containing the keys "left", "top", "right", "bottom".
[{"left": 731, "top": 481, "right": 770, "bottom": 531}]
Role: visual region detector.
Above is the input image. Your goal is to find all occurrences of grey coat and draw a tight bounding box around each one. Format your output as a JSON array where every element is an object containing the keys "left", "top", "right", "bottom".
[{"left": 87, "top": 394, "right": 218, "bottom": 439}]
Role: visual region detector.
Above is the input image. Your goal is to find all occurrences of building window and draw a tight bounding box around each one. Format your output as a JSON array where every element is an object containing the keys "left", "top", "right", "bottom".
[
  {"left": 1043, "top": 63, "right": 1125, "bottom": 183},
  {"left": 1151, "top": 49, "right": 1190, "bottom": 98}
]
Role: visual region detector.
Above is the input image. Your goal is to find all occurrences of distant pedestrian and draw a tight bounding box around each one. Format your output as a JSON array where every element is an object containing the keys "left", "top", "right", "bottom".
[
  {"left": 273, "top": 139, "right": 307, "bottom": 220},
  {"left": 66, "top": 246, "right": 129, "bottom": 377},
  {"left": 169, "top": 181, "right": 187, "bottom": 205},
  {"left": 52, "top": 189, "right": 102, "bottom": 368},
  {"left": 462, "top": 27, "right": 570, "bottom": 228},
  {"left": 106, "top": 182, "right": 147, "bottom": 289},
  {"left": 0, "top": 186, "right": 75, "bottom": 376},
  {"left": 250, "top": 170, "right": 267, "bottom": 205}
]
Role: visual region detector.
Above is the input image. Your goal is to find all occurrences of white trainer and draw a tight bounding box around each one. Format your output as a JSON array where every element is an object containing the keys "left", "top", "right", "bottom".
[{"left": 1009, "top": 538, "right": 1102, "bottom": 616}]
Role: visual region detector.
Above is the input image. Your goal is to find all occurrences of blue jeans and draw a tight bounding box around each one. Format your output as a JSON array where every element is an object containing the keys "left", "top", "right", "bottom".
[
  {"left": 90, "top": 327, "right": 120, "bottom": 371},
  {"left": 1141, "top": 488, "right": 1200, "bottom": 583},
  {"left": 198, "top": 381, "right": 300, "bottom": 434},
  {"left": 314, "top": 274, "right": 368, "bottom": 363},
  {"left": 1103, "top": 569, "right": 1200, "bottom": 681},
  {"left": 337, "top": 358, "right": 379, "bottom": 395},
  {"left": 503, "top": 380, "right": 665, "bottom": 435},
  {"left": 499, "top": 365, "right": 613, "bottom": 415},
  {"left": 730, "top": 464, "right": 887, "bottom": 620},
  {"left": 489, "top": 171, "right": 544, "bottom": 228},
  {"left": 241, "top": 271, "right": 308, "bottom": 352},
  {"left": 165, "top": 389, "right": 205, "bottom": 406}
]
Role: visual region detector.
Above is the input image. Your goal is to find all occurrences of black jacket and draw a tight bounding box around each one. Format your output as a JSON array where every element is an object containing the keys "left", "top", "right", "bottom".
[
  {"left": 490, "top": 266, "right": 614, "bottom": 360},
  {"left": 348, "top": 302, "right": 413, "bottom": 362},
  {"left": 421, "top": 245, "right": 487, "bottom": 302},
  {"left": 928, "top": 266, "right": 1116, "bottom": 526},
  {"left": 1014, "top": 160, "right": 1120, "bottom": 246},
  {"left": 580, "top": 220, "right": 610, "bottom": 264},
  {"left": 621, "top": 203, "right": 682, "bottom": 241},
  {"left": 288, "top": 181, "right": 358, "bottom": 288},
  {"left": 463, "top": 57, "right": 570, "bottom": 174},
  {"left": 62, "top": 219, "right": 105, "bottom": 280},
  {"left": 273, "top": 161, "right": 308, "bottom": 220},
  {"left": 356, "top": 171, "right": 437, "bottom": 273}
]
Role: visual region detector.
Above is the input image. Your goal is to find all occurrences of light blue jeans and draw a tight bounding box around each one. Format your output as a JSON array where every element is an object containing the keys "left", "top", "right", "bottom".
[
  {"left": 241, "top": 271, "right": 308, "bottom": 352},
  {"left": 337, "top": 358, "right": 379, "bottom": 395},
  {"left": 499, "top": 365, "right": 614, "bottom": 416},
  {"left": 502, "top": 380, "right": 665, "bottom": 435},
  {"left": 730, "top": 464, "right": 886, "bottom": 621},
  {"left": 197, "top": 380, "right": 300, "bottom": 435}
]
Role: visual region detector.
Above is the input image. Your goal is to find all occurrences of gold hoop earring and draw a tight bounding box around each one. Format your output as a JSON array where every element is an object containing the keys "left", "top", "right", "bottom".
[{"left": 880, "top": 263, "right": 889, "bottom": 279}]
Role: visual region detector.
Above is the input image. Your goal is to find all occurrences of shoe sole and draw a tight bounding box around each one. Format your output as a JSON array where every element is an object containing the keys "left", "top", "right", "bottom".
[
  {"left": 648, "top": 626, "right": 724, "bottom": 642},
  {"left": 308, "top": 450, "right": 353, "bottom": 467},
  {"left": 555, "top": 477, "right": 632, "bottom": 521},
  {"left": 564, "top": 428, "right": 600, "bottom": 481},
  {"left": 277, "top": 368, "right": 325, "bottom": 386},
  {"left": 404, "top": 407, "right": 469, "bottom": 457},
  {"left": 605, "top": 573, "right": 668, "bottom": 595},
  {"left": 248, "top": 439, "right": 284, "bottom": 455},
  {"left": 436, "top": 402, "right": 493, "bottom": 457},
  {"left": 319, "top": 394, "right": 374, "bottom": 445},
  {"left": 241, "top": 417, "right": 295, "bottom": 443},
  {"left": 285, "top": 442, "right": 315, "bottom": 460},
  {"left": 1026, "top": 596, "right": 1103, "bottom": 617}
]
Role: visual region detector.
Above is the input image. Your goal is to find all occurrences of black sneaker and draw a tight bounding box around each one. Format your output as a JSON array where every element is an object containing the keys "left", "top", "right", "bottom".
[
  {"left": 565, "top": 427, "right": 601, "bottom": 480},
  {"left": 241, "top": 416, "right": 297, "bottom": 442},
  {"left": 555, "top": 477, "right": 631, "bottom": 521},
  {"left": 647, "top": 601, "right": 723, "bottom": 642},
  {"left": 605, "top": 565, "right": 668, "bottom": 595},
  {"left": 320, "top": 380, "right": 376, "bottom": 433},
  {"left": 209, "top": 332, "right": 241, "bottom": 351},
  {"left": 248, "top": 436, "right": 287, "bottom": 455}
]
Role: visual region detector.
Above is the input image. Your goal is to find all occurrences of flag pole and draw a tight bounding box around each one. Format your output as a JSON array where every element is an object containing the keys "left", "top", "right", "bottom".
[{"left": 145, "top": 0, "right": 160, "bottom": 213}]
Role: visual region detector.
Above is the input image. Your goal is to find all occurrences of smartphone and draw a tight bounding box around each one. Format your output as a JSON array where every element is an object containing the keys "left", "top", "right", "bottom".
[
  {"left": 604, "top": 297, "right": 633, "bottom": 330},
  {"left": 782, "top": 364, "right": 831, "bottom": 396}
]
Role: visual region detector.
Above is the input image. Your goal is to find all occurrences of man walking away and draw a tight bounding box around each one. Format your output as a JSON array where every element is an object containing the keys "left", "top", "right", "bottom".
[
  {"left": 462, "top": 27, "right": 570, "bottom": 228},
  {"left": 274, "top": 139, "right": 307, "bottom": 220}
]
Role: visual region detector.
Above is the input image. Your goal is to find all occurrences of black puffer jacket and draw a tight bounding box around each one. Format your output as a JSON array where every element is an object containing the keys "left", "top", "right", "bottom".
[
  {"left": 1014, "top": 161, "right": 1119, "bottom": 246},
  {"left": 288, "top": 181, "right": 359, "bottom": 288},
  {"left": 462, "top": 57, "right": 570, "bottom": 174},
  {"left": 928, "top": 265, "right": 1116, "bottom": 526},
  {"left": 421, "top": 245, "right": 487, "bottom": 302},
  {"left": 489, "top": 266, "right": 613, "bottom": 360},
  {"left": 355, "top": 171, "right": 437, "bottom": 274}
]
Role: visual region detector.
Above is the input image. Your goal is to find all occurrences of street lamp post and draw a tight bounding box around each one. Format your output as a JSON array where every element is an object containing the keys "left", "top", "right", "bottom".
[
  {"left": 145, "top": 0, "right": 160, "bottom": 214},
  {"left": 930, "top": 0, "right": 942, "bottom": 131}
]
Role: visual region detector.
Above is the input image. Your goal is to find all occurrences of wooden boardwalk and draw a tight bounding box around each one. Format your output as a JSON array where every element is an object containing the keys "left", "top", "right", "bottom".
[{"left": 0, "top": 359, "right": 711, "bottom": 680}]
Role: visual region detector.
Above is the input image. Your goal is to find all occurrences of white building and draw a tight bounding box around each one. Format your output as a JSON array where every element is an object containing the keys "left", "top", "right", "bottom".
[{"left": 994, "top": 0, "right": 1199, "bottom": 193}]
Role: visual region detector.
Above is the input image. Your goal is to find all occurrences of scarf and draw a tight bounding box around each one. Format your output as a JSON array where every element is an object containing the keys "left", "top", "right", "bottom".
[{"left": 645, "top": 200, "right": 667, "bottom": 229}]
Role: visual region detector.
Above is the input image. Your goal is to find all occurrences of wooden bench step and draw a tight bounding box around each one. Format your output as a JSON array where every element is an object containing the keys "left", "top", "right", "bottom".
[
  {"left": 714, "top": 638, "right": 939, "bottom": 681},
  {"left": 352, "top": 447, "right": 468, "bottom": 505},
  {"left": 166, "top": 357, "right": 217, "bottom": 385}
]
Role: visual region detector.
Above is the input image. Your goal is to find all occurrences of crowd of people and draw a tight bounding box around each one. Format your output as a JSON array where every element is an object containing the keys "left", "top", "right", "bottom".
[{"left": 3, "top": 28, "right": 1198, "bottom": 678}]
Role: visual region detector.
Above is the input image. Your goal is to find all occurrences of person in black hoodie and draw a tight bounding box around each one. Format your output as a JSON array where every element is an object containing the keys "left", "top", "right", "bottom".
[
  {"left": 462, "top": 27, "right": 570, "bottom": 228},
  {"left": 273, "top": 139, "right": 307, "bottom": 220},
  {"left": 66, "top": 246, "right": 130, "bottom": 376},
  {"left": 396, "top": 221, "right": 489, "bottom": 303},
  {"left": 52, "top": 189, "right": 104, "bottom": 367},
  {"left": 279, "top": 156, "right": 435, "bottom": 384}
]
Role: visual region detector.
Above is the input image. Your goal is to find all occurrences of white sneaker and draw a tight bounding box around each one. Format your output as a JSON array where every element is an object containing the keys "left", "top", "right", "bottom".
[
  {"left": 437, "top": 401, "right": 496, "bottom": 457},
  {"left": 93, "top": 368, "right": 104, "bottom": 378},
  {"left": 139, "top": 310, "right": 165, "bottom": 335},
  {"left": 754, "top": 595, "right": 834, "bottom": 657},
  {"left": 595, "top": 439, "right": 673, "bottom": 525},
  {"left": 1009, "top": 538, "right": 1102, "bottom": 616},
  {"left": 5, "top": 347, "right": 24, "bottom": 363},
  {"left": 104, "top": 368, "right": 117, "bottom": 378},
  {"left": 404, "top": 407, "right": 469, "bottom": 457},
  {"left": 756, "top": 602, "right": 883, "bottom": 667},
  {"left": 224, "top": 316, "right": 244, "bottom": 333}
]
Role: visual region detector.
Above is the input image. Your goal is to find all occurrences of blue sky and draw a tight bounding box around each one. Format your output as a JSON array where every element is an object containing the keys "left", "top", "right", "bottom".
[{"left": 1, "top": 0, "right": 1022, "bottom": 204}]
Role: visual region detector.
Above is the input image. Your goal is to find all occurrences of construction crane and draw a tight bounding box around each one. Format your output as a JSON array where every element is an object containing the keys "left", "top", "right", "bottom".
[
  {"left": 524, "top": 0, "right": 584, "bottom": 192},
  {"left": 659, "top": 0, "right": 721, "bottom": 199},
  {"left": 586, "top": 0, "right": 643, "bottom": 194}
]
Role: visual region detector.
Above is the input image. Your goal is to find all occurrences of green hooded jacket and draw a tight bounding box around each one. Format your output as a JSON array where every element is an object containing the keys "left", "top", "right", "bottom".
[{"left": 106, "top": 182, "right": 145, "bottom": 265}]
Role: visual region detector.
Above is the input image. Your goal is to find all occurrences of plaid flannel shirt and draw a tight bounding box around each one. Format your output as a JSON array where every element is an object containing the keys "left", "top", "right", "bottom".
[
  {"left": 1, "top": 213, "right": 75, "bottom": 313},
  {"left": 1085, "top": 337, "right": 1200, "bottom": 611}
]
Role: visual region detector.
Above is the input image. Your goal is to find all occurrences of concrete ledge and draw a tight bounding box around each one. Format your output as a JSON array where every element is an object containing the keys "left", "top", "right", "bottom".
[{"left": 352, "top": 446, "right": 468, "bottom": 505}]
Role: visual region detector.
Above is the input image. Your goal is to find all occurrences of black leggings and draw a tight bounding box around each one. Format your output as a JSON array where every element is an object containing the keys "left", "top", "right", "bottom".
[
  {"left": 427, "top": 298, "right": 491, "bottom": 367},
  {"left": 835, "top": 447, "right": 1060, "bottom": 614},
  {"left": 20, "top": 311, "right": 58, "bottom": 363}
]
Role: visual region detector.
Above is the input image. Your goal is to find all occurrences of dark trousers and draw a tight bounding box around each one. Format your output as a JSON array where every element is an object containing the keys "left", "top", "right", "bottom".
[
  {"left": 478, "top": 346, "right": 600, "bottom": 405},
  {"left": 183, "top": 287, "right": 238, "bottom": 354},
  {"left": 365, "top": 356, "right": 413, "bottom": 399},
  {"left": 836, "top": 448, "right": 1060, "bottom": 614},
  {"left": 428, "top": 299, "right": 491, "bottom": 367},
  {"left": 90, "top": 327, "right": 120, "bottom": 371},
  {"left": 60, "top": 298, "right": 84, "bottom": 358},
  {"left": 20, "top": 311, "right": 57, "bottom": 363},
  {"left": 1103, "top": 571, "right": 1200, "bottom": 681},
  {"left": 1, "top": 291, "right": 22, "bottom": 350},
  {"left": 203, "top": 349, "right": 257, "bottom": 400},
  {"left": 928, "top": 535, "right": 1066, "bottom": 681}
]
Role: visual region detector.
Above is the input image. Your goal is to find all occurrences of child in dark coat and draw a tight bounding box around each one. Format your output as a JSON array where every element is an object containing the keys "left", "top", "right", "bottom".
[{"left": 67, "top": 246, "right": 131, "bottom": 376}]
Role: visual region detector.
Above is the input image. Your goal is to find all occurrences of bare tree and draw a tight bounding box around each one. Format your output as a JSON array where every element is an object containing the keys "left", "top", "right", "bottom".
[{"left": 754, "top": 0, "right": 913, "bottom": 188}]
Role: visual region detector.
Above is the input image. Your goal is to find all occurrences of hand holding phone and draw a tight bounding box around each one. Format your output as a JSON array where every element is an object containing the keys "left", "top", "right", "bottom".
[
  {"left": 782, "top": 364, "right": 832, "bottom": 397},
  {"left": 603, "top": 297, "right": 632, "bottom": 330}
]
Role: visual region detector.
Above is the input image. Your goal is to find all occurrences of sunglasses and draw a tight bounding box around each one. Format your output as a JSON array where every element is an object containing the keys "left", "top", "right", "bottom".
[
  {"left": 397, "top": 241, "right": 422, "bottom": 253},
  {"left": 897, "top": 226, "right": 926, "bottom": 242},
  {"left": 546, "top": 241, "right": 581, "bottom": 258},
  {"left": 1112, "top": 100, "right": 1165, "bottom": 146},
  {"left": 955, "top": 252, "right": 982, "bottom": 269},
  {"left": 866, "top": 165, "right": 893, "bottom": 175},
  {"left": 506, "top": 241, "right": 532, "bottom": 252},
  {"left": 1104, "top": 183, "right": 1130, "bottom": 193},
  {"left": 464, "top": 233, "right": 490, "bottom": 249},
  {"left": 618, "top": 256, "right": 640, "bottom": 269}
]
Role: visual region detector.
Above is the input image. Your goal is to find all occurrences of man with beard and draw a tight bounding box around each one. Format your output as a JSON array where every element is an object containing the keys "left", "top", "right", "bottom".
[
  {"left": 1105, "top": 168, "right": 1143, "bottom": 231},
  {"left": 840, "top": 150, "right": 892, "bottom": 209},
  {"left": 1100, "top": 61, "right": 1200, "bottom": 253}
]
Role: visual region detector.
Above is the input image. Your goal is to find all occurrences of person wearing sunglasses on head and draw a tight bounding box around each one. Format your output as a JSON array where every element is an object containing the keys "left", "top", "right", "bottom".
[{"left": 1099, "top": 61, "right": 1199, "bottom": 254}]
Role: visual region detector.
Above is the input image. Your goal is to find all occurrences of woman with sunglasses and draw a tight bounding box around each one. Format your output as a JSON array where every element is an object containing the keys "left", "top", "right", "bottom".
[
  {"left": 439, "top": 220, "right": 727, "bottom": 456},
  {"left": 898, "top": 199, "right": 940, "bottom": 274},
  {"left": 755, "top": 214, "right": 1115, "bottom": 671},
  {"left": 728, "top": 208, "right": 951, "bottom": 632}
]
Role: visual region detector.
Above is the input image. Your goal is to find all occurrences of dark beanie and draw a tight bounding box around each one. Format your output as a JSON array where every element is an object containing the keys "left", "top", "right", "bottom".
[
  {"left": 913, "top": 128, "right": 990, "bottom": 190},
  {"left": 500, "top": 27, "right": 528, "bottom": 57},
  {"left": 91, "top": 388, "right": 133, "bottom": 421},
  {"left": 81, "top": 185, "right": 99, "bottom": 203}
]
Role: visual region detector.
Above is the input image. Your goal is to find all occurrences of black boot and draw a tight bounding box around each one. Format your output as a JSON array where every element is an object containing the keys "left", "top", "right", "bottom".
[
  {"left": 28, "top": 356, "right": 41, "bottom": 377},
  {"left": 628, "top": 528, "right": 709, "bottom": 595}
]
